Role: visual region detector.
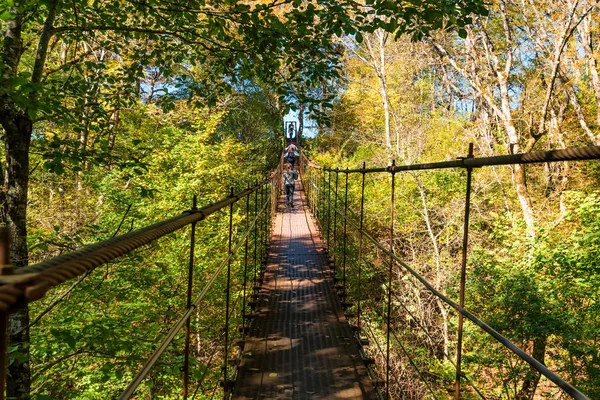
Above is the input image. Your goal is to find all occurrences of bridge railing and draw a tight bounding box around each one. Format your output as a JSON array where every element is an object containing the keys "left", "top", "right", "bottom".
[
  {"left": 301, "top": 146, "right": 600, "bottom": 400},
  {"left": 0, "top": 162, "right": 283, "bottom": 399}
]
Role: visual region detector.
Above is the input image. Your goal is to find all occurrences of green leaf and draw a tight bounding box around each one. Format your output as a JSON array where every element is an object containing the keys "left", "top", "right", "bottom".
[{"left": 0, "top": 11, "right": 13, "bottom": 21}]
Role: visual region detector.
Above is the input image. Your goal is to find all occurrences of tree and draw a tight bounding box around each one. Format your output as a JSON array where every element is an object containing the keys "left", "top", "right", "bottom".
[
  {"left": 1, "top": 0, "right": 487, "bottom": 397},
  {"left": 431, "top": 0, "right": 598, "bottom": 237}
]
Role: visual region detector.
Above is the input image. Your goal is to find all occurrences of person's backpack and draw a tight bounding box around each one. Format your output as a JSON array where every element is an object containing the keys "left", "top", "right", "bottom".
[
  {"left": 284, "top": 171, "right": 295, "bottom": 186},
  {"left": 286, "top": 152, "right": 296, "bottom": 164}
]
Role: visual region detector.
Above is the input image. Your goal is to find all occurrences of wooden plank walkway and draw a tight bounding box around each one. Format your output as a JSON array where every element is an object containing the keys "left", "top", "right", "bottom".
[{"left": 232, "top": 182, "right": 376, "bottom": 399}]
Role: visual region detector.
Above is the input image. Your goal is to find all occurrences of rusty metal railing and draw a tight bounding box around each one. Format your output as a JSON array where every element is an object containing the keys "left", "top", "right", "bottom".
[
  {"left": 302, "top": 145, "right": 600, "bottom": 400},
  {"left": 0, "top": 164, "right": 284, "bottom": 400}
]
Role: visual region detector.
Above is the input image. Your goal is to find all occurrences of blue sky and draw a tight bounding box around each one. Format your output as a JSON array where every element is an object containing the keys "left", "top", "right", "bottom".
[{"left": 283, "top": 110, "right": 318, "bottom": 138}]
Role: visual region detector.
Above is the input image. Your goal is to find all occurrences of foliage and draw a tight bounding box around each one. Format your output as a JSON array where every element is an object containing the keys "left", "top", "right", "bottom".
[
  {"left": 25, "top": 88, "right": 279, "bottom": 398},
  {"left": 306, "top": 2, "right": 600, "bottom": 396}
]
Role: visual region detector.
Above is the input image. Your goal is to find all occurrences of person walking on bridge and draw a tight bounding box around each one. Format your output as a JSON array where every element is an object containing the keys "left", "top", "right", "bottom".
[
  {"left": 284, "top": 142, "right": 298, "bottom": 169},
  {"left": 283, "top": 163, "right": 298, "bottom": 207}
]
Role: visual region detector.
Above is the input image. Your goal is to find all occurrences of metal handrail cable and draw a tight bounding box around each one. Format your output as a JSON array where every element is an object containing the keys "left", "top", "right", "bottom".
[
  {"left": 309, "top": 146, "right": 600, "bottom": 173},
  {"left": 119, "top": 187, "right": 272, "bottom": 399},
  {"left": 306, "top": 171, "right": 589, "bottom": 400},
  {"left": 0, "top": 180, "right": 272, "bottom": 312}
]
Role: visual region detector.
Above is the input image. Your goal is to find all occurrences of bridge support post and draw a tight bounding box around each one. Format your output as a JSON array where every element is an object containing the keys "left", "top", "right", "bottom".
[
  {"left": 386, "top": 161, "right": 396, "bottom": 399},
  {"left": 242, "top": 185, "right": 250, "bottom": 337},
  {"left": 183, "top": 195, "right": 197, "bottom": 399},
  {"left": 356, "top": 162, "right": 366, "bottom": 337},
  {"left": 263, "top": 181, "right": 268, "bottom": 261},
  {"left": 455, "top": 143, "right": 474, "bottom": 400},
  {"left": 224, "top": 187, "right": 235, "bottom": 398},
  {"left": 320, "top": 169, "right": 324, "bottom": 235},
  {"left": 253, "top": 182, "right": 258, "bottom": 285},
  {"left": 314, "top": 168, "right": 318, "bottom": 217},
  {"left": 315, "top": 171, "right": 325, "bottom": 233},
  {"left": 259, "top": 184, "right": 264, "bottom": 270},
  {"left": 314, "top": 169, "right": 318, "bottom": 218},
  {"left": 342, "top": 169, "right": 349, "bottom": 295},
  {"left": 265, "top": 181, "right": 269, "bottom": 259},
  {"left": 327, "top": 169, "right": 331, "bottom": 249},
  {"left": 332, "top": 170, "right": 339, "bottom": 277},
  {"left": 267, "top": 179, "right": 272, "bottom": 253},
  {"left": 322, "top": 169, "right": 325, "bottom": 225}
]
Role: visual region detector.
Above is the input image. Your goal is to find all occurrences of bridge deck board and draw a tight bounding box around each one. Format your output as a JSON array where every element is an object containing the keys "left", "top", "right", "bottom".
[{"left": 232, "top": 183, "right": 376, "bottom": 399}]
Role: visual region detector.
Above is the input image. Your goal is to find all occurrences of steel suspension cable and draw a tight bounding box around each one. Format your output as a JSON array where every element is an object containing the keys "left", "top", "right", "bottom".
[
  {"left": 386, "top": 286, "right": 487, "bottom": 400},
  {"left": 306, "top": 172, "right": 589, "bottom": 400},
  {"left": 0, "top": 180, "right": 273, "bottom": 312},
  {"left": 362, "top": 319, "right": 406, "bottom": 396},
  {"left": 371, "top": 307, "right": 441, "bottom": 400},
  {"left": 119, "top": 188, "right": 272, "bottom": 400}
]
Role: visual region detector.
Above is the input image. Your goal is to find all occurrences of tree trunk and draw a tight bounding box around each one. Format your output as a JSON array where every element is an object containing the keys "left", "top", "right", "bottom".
[
  {"left": 1, "top": 2, "right": 58, "bottom": 396},
  {"left": 499, "top": 82, "right": 535, "bottom": 237},
  {"left": 564, "top": 82, "right": 599, "bottom": 145},
  {"left": 578, "top": 15, "right": 600, "bottom": 128},
  {"left": 3, "top": 113, "right": 33, "bottom": 400},
  {"left": 471, "top": 17, "right": 537, "bottom": 237},
  {"left": 363, "top": 30, "right": 393, "bottom": 160},
  {"left": 413, "top": 174, "right": 449, "bottom": 358},
  {"left": 517, "top": 336, "right": 547, "bottom": 399},
  {"left": 1, "top": 6, "right": 31, "bottom": 398},
  {"left": 374, "top": 31, "right": 393, "bottom": 160}
]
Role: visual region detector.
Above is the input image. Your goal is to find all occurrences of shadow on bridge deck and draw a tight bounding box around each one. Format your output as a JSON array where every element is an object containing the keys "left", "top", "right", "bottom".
[{"left": 232, "top": 183, "right": 376, "bottom": 399}]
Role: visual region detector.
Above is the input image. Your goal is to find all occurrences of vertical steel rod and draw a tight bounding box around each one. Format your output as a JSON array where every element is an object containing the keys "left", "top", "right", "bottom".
[
  {"left": 272, "top": 175, "right": 277, "bottom": 216},
  {"left": 253, "top": 181, "right": 258, "bottom": 283},
  {"left": 321, "top": 169, "right": 326, "bottom": 230},
  {"left": 310, "top": 169, "right": 319, "bottom": 219},
  {"left": 357, "top": 163, "right": 366, "bottom": 337},
  {"left": 310, "top": 169, "right": 319, "bottom": 218},
  {"left": 333, "top": 169, "right": 339, "bottom": 277},
  {"left": 314, "top": 169, "right": 318, "bottom": 217},
  {"left": 269, "top": 177, "right": 272, "bottom": 219},
  {"left": 305, "top": 163, "right": 310, "bottom": 209},
  {"left": 242, "top": 185, "right": 250, "bottom": 337},
  {"left": 323, "top": 169, "right": 326, "bottom": 229},
  {"left": 267, "top": 181, "right": 270, "bottom": 256},
  {"left": 264, "top": 181, "right": 268, "bottom": 259},
  {"left": 280, "top": 155, "right": 284, "bottom": 191},
  {"left": 386, "top": 162, "right": 395, "bottom": 399},
  {"left": 327, "top": 169, "right": 331, "bottom": 249},
  {"left": 224, "top": 187, "right": 235, "bottom": 397},
  {"left": 265, "top": 181, "right": 269, "bottom": 252},
  {"left": 263, "top": 181, "right": 268, "bottom": 258},
  {"left": 342, "top": 169, "right": 349, "bottom": 294},
  {"left": 455, "top": 143, "right": 474, "bottom": 400},
  {"left": 266, "top": 180, "right": 271, "bottom": 247},
  {"left": 183, "top": 195, "right": 197, "bottom": 399},
  {"left": 259, "top": 184, "right": 264, "bottom": 269}
]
